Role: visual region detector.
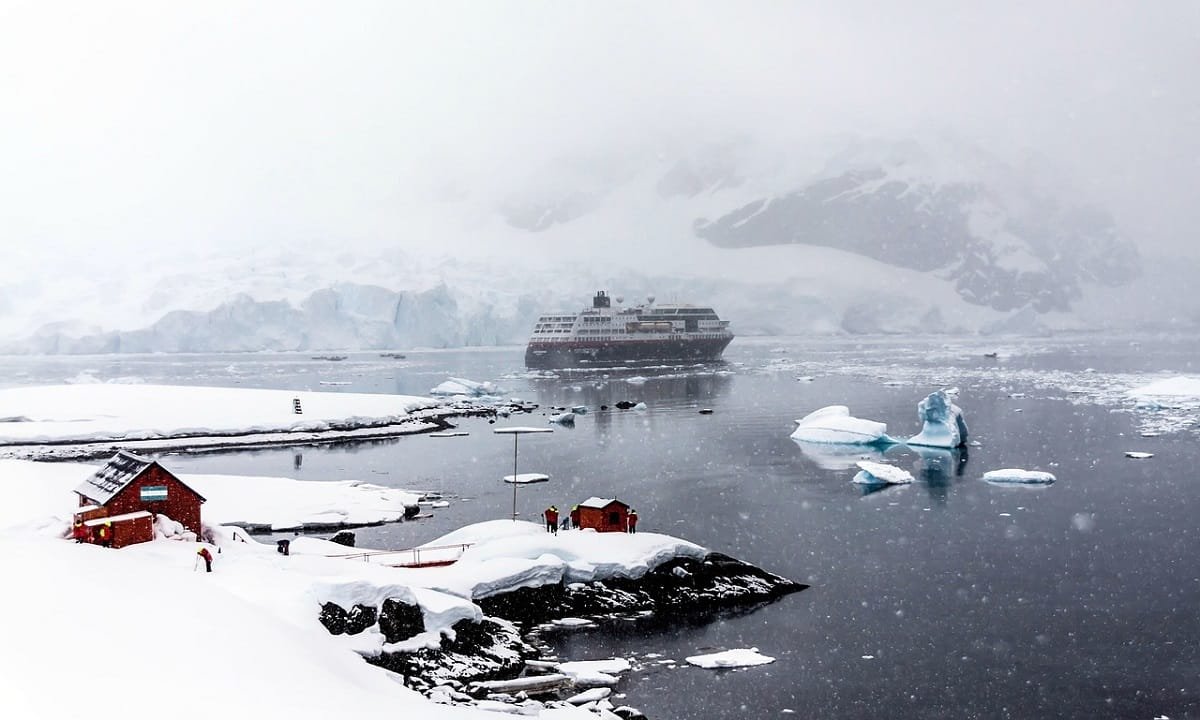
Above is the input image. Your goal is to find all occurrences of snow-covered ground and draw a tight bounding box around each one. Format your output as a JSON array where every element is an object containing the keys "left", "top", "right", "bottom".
[
  {"left": 0, "top": 458, "right": 715, "bottom": 720},
  {"left": 0, "top": 383, "right": 436, "bottom": 444}
]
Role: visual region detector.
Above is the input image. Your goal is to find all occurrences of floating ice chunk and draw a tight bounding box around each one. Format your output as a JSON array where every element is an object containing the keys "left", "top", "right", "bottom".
[
  {"left": 1128, "top": 376, "right": 1200, "bottom": 399},
  {"left": 685, "top": 648, "right": 776, "bottom": 669},
  {"left": 549, "top": 412, "right": 576, "bottom": 426},
  {"left": 570, "top": 405, "right": 588, "bottom": 414},
  {"left": 429, "top": 377, "right": 499, "bottom": 397},
  {"left": 907, "top": 390, "right": 969, "bottom": 448},
  {"left": 982, "top": 469, "right": 1056, "bottom": 485},
  {"left": 502, "top": 473, "right": 550, "bottom": 484},
  {"left": 1124, "top": 451, "right": 1154, "bottom": 459},
  {"left": 626, "top": 376, "right": 648, "bottom": 385},
  {"left": 551, "top": 617, "right": 596, "bottom": 629},
  {"left": 852, "top": 461, "right": 914, "bottom": 485},
  {"left": 790, "top": 405, "right": 890, "bottom": 445},
  {"left": 566, "top": 687, "right": 612, "bottom": 704},
  {"left": 632, "top": 402, "right": 648, "bottom": 411}
]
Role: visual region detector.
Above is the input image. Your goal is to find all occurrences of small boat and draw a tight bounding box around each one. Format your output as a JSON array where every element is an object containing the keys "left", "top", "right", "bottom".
[
  {"left": 379, "top": 352, "right": 407, "bottom": 359},
  {"left": 311, "top": 355, "right": 348, "bottom": 361}
]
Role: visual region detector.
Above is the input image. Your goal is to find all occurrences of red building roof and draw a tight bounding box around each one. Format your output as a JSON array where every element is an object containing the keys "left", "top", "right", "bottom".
[{"left": 75, "top": 450, "right": 206, "bottom": 506}]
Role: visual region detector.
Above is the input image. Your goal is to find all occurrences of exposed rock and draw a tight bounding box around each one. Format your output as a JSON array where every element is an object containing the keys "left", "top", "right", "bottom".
[
  {"left": 379, "top": 597, "right": 425, "bottom": 643},
  {"left": 478, "top": 553, "right": 805, "bottom": 624},
  {"left": 370, "top": 618, "right": 536, "bottom": 687},
  {"left": 329, "top": 530, "right": 356, "bottom": 547}
]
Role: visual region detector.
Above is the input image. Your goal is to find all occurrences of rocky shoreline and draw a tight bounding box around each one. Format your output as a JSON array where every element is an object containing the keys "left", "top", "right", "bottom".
[{"left": 319, "top": 551, "right": 806, "bottom": 716}]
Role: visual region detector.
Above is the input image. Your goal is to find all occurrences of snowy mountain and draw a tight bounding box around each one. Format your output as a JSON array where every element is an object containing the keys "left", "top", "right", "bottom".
[
  {"left": 694, "top": 137, "right": 1140, "bottom": 312},
  {"left": 0, "top": 135, "right": 1185, "bottom": 354}
]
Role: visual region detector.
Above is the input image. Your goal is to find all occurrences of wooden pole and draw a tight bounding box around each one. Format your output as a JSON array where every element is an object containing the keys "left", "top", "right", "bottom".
[{"left": 512, "top": 434, "right": 519, "bottom": 521}]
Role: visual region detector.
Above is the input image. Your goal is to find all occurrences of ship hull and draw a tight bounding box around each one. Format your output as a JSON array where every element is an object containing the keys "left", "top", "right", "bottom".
[{"left": 525, "top": 336, "right": 733, "bottom": 369}]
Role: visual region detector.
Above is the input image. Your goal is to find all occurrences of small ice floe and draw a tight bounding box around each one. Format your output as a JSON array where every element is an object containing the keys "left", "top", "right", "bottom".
[
  {"left": 556, "top": 658, "right": 631, "bottom": 688},
  {"left": 566, "top": 687, "right": 612, "bottom": 705},
  {"left": 852, "top": 461, "right": 914, "bottom": 486},
  {"left": 551, "top": 617, "right": 596, "bottom": 629},
  {"left": 318, "top": 381, "right": 351, "bottom": 386},
  {"left": 795, "top": 376, "right": 815, "bottom": 382},
  {"left": 982, "top": 469, "right": 1056, "bottom": 486},
  {"left": 429, "top": 377, "right": 500, "bottom": 397},
  {"left": 632, "top": 402, "right": 648, "bottom": 411},
  {"left": 570, "top": 405, "right": 588, "bottom": 414},
  {"left": 549, "top": 412, "right": 576, "bottom": 426},
  {"left": 502, "top": 473, "right": 550, "bottom": 485},
  {"left": 790, "top": 405, "right": 891, "bottom": 445},
  {"left": 626, "top": 376, "right": 648, "bottom": 385},
  {"left": 1125, "top": 451, "right": 1154, "bottom": 459},
  {"left": 907, "top": 389, "right": 969, "bottom": 448},
  {"left": 429, "top": 431, "right": 468, "bottom": 438},
  {"left": 430, "top": 501, "right": 450, "bottom": 508},
  {"left": 685, "top": 648, "right": 776, "bottom": 669}
]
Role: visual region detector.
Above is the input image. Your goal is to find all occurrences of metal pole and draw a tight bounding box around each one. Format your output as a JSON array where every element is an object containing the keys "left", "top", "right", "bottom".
[{"left": 512, "top": 434, "right": 519, "bottom": 520}]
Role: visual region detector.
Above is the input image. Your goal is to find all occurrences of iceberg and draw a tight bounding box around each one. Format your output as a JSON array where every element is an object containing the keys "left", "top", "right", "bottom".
[
  {"left": 907, "top": 390, "right": 969, "bottom": 448},
  {"left": 428, "top": 377, "right": 499, "bottom": 397},
  {"left": 982, "top": 468, "right": 1055, "bottom": 485},
  {"left": 852, "top": 460, "right": 914, "bottom": 485},
  {"left": 790, "top": 405, "right": 891, "bottom": 445},
  {"left": 548, "top": 412, "right": 576, "bottom": 426}
]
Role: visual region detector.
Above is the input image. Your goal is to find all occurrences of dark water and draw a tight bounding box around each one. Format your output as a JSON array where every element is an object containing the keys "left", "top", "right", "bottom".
[{"left": 4, "top": 336, "right": 1198, "bottom": 719}]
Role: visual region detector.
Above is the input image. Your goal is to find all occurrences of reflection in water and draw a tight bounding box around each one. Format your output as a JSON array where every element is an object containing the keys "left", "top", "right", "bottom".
[
  {"left": 527, "top": 367, "right": 734, "bottom": 412},
  {"left": 911, "top": 445, "right": 969, "bottom": 504},
  {"left": 791, "top": 439, "right": 889, "bottom": 471}
]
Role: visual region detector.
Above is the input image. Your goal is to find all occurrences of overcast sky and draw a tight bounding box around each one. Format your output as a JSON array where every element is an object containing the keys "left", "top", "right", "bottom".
[{"left": 2, "top": 0, "right": 1198, "bottom": 264}]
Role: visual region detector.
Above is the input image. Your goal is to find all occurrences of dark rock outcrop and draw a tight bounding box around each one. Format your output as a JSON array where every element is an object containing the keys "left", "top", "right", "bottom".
[{"left": 477, "top": 553, "right": 805, "bottom": 625}]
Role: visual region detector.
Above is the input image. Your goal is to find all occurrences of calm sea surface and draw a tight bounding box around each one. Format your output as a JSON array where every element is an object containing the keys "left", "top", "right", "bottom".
[{"left": 4, "top": 335, "right": 1198, "bottom": 719}]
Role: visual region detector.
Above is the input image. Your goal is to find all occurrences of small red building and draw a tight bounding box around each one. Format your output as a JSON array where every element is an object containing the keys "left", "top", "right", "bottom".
[
  {"left": 74, "top": 450, "right": 206, "bottom": 544},
  {"left": 575, "top": 496, "right": 631, "bottom": 533},
  {"left": 82, "top": 511, "right": 155, "bottom": 549}
]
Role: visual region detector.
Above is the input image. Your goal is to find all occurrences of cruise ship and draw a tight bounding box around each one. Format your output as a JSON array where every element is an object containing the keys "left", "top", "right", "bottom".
[{"left": 524, "top": 291, "right": 734, "bottom": 368}]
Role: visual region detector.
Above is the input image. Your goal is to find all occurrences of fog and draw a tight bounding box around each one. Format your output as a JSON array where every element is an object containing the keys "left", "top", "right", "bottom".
[{"left": 1, "top": 2, "right": 1197, "bottom": 287}]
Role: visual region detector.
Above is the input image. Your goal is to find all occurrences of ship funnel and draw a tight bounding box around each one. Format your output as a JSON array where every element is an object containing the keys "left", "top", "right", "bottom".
[
  {"left": 592, "top": 291, "right": 611, "bottom": 309},
  {"left": 615, "top": 296, "right": 624, "bottom": 304},
  {"left": 647, "top": 295, "right": 655, "bottom": 305}
]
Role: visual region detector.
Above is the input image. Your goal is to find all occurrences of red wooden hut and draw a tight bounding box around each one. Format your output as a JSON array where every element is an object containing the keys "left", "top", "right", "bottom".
[
  {"left": 575, "top": 497, "right": 630, "bottom": 533},
  {"left": 82, "top": 511, "right": 155, "bottom": 548},
  {"left": 74, "top": 450, "right": 206, "bottom": 545}
]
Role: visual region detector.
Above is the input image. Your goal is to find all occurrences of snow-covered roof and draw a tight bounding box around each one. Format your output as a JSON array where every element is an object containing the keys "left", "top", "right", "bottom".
[
  {"left": 74, "top": 450, "right": 154, "bottom": 505},
  {"left": 579, "top": 496, "right": 626, "bottom": 510},
  {"left": 75, "top": 504, "right": 101, "bottom": 514},
  {"left": 73, "top": 450, "right": 205, "bottom": 506},
  {"left": 83, "top": 510, "right": 152, "bottom": 527}
]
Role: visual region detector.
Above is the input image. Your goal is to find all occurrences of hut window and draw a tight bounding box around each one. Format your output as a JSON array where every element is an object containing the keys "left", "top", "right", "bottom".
[{"left": 608, "top": 511, "right": 620, "bottom": 525}]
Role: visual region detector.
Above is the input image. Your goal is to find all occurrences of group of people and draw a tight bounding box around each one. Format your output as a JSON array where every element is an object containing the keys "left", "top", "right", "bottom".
[
  {"left": 73, "top": 518, "right": 111, "bottom": 547},
  {"left": 543, "top": 505, "right": 639, "bottom": 534}
]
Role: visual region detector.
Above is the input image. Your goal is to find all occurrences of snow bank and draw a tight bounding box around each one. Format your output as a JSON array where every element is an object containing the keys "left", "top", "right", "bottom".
[
  {"left": 982, "top": 469, "right": 1056, "bottom": 485},
  {"left": 685, "top": 648, "right": 776, "bottom": 669},
  {"left": 852, "top": 461, "right": 913, "bottom": 485},
  {"left": 415, "top": 520, "right": 708, "bottom": 600},
  {"left": 789, "top": 405, "right": 891, "bottom": 445},
  {"left": 0, "top": 383, "right": 435, "bottom": 445},
  {"left": 907, "top": 390, "right": 969, "bottom": 448}
]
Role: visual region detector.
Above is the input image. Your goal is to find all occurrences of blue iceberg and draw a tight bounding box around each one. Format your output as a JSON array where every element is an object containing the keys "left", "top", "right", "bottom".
[{"left": 907, "top": 390, "right": 969, "bottom": 448}]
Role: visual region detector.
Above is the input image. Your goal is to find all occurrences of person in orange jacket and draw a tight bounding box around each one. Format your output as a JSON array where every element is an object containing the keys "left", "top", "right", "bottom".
[{"left": 544, "top": 506, "right": 559, "bottom": 535}]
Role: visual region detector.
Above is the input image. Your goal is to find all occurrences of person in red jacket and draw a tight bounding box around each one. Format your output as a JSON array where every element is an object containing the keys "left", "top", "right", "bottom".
[
  {"left": 196, "top": 546, "right": 214, "bottom": 572},
  {"left": 73, "top": 519, "right": 88, "bottom": 543},
  {"left": 627, "top": 509, "right": 638, "bottom": 534},
  {"left": 544, "top": 506, "right": 559, "bottom": 534}
]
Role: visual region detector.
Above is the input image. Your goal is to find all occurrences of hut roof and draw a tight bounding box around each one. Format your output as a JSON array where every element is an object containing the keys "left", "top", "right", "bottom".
[
  {"left": 579, "top": 497, "right": 628, "bottom": 510},
  {"left": 74, "top": 450, "right": 206, "bottom": 505}
]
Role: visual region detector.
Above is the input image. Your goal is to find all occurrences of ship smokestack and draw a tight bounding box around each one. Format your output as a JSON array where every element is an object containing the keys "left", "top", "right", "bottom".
[{"left": 593, "top": 291, "right": 611, "bottom": 309}]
